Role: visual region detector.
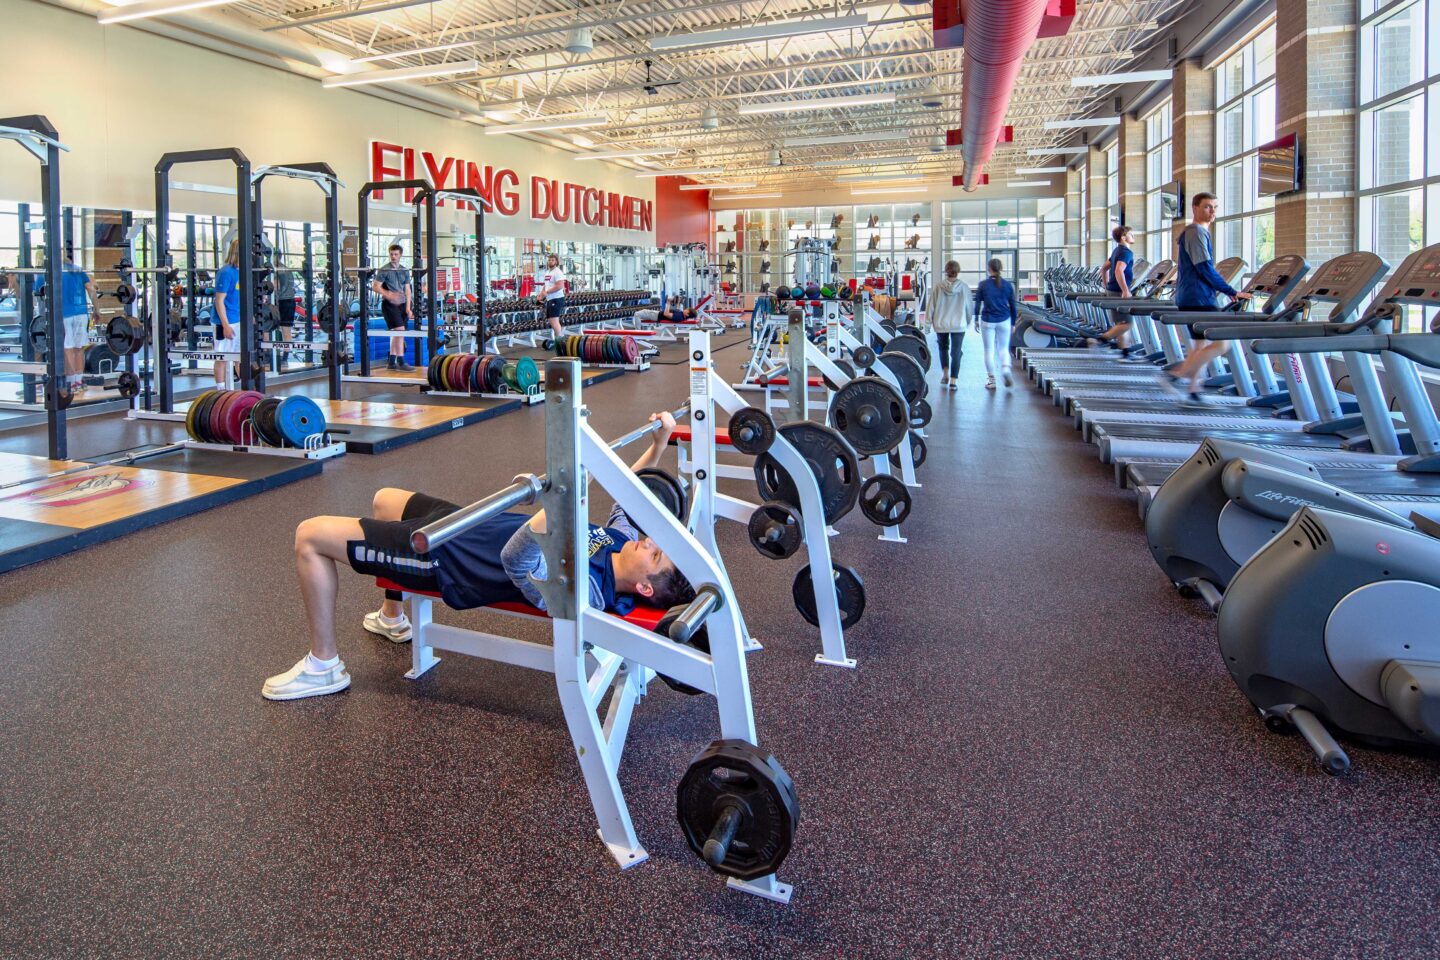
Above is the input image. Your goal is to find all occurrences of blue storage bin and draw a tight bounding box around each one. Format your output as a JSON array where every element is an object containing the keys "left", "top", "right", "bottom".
[{"left": 351, "top": 317, "right": 435, "bottom": 365}]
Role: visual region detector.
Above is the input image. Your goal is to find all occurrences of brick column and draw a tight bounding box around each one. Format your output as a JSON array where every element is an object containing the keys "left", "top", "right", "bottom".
[
  {"left": 1116, "top": 113, "right": 1147, "bottom": 253},
  {"left": 1273, "top": 0, "right": 1357, "bottom": 262},
  {"left": 1170, "top": 58, "right": 1215, "bottom": 250},
  {"left": 1064, "top": 166, "right": 1083, "bottom": 264},
  {"left": 1086, "top": 146, "right": 1108, "bottom": 266}
]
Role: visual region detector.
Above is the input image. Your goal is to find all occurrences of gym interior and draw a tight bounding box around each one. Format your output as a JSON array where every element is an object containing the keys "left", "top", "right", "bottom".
[{"left": 3, "top": 0, "right": 1439, "bottom": 955}]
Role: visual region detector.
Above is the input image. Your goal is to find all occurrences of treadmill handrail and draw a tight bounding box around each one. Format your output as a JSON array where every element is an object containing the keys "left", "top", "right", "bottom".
[{"left": 1250, "top": 333, "right": 1392, "bottom": 354}]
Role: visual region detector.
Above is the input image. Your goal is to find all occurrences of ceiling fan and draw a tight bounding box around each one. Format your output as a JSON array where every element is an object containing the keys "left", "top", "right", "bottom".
[{"left": 642, "top": 59, "right": 682, "bottom": 96}]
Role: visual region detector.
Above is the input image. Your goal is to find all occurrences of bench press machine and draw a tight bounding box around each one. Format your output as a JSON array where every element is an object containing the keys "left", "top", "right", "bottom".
[
  {"left": 385, "top": 359, "right": 799, "bottom": 903},
  {"left": 673, "top": 329, "right": 862, "bottom": 668}
]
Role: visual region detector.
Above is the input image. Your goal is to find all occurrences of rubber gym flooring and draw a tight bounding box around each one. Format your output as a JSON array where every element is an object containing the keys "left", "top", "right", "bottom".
[{"left": 2, "top": 345, "right": 1438, "bottom": 959}]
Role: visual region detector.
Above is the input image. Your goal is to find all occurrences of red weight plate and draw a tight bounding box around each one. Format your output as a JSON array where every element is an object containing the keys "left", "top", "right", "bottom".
[
  {"left": 223, "top": 390, "right": 264, "bottom": 444},
  {"left": 208, "top": 390, "right": 237, "bottom": 444}
]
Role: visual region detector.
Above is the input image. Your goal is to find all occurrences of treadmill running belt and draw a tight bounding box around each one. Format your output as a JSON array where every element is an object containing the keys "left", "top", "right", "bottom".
[{"left": 1091, "top": 423, "right": 1348, "bottom": 447}]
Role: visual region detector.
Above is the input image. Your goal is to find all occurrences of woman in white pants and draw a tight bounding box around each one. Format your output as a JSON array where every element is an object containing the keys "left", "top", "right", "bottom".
[{"left": 971, "top": 258, "right": 1019, "bottom": 389}]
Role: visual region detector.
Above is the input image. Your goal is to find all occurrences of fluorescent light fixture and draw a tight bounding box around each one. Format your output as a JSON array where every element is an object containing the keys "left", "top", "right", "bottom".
[
  {"left": 98, "top": 0, "right": 238, "bottom": 23},
  {"left": 783, "top": 131, "right": 909, "bottom": 148},
  {"left": 650, "top": 14, "right": 869, "bottom": 51},
  {"left": 1043, "top": 117, "right": 1121, "bottom": 130},
  {"left": 679, "top": 182, "right": 756, "bottom": 191},
  {"left": 720, "top": 193, "right": 783, "bottom": 199},
  {"left": 574, "top": 147, "right": 680, "bottom": 161},
  {"left": 835, "top": 175, "right": 925, "bottom": 184},
  {"left": 738, "top": 92, "right": 896, "bottom": 116},
  {"left": 322, "top": 59, "right": 478, "bottom": 89},
  {"left": 1071, "top": 70, "right": 1173, "bottom": 87},
  {"left": 571, "top": 134, "right": 595, "bottom": 149},
  {"left": 1027, "top": 147, "right": 1090, "bottom": 156},
  {"left": 351, "top": 40, "right": 475, "bottom": 65},
  {"left": 813, "top": 154, "right": 918, "bottom": 169},
  {"left": 480, "top": 114, "right": 608, "bottom": 134},
  {"left": 633, "top": 167, "right": 724, "bottom": 178},
  {"left": 851, "top": 187, "right": 929, "bottom": 196},
  {"left": 1007, "top": 180, "right": 1052, "bottom": 188},
  {"left": 1015, "top": 166, "right": 1068, "bottom": 174}
]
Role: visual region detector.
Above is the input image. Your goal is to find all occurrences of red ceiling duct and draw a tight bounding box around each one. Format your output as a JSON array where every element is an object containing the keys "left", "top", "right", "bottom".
[{"left": 935, "top": 0, "right": 1076, "bottom": 190}]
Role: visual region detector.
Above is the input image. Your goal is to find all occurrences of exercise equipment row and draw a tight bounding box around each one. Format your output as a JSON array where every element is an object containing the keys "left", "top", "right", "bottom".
[
  {"left": 425, "top": 353, "right": 540, "bottom": 395},
  {"left": 552, "top": 334, "right": 643, "bottom": 365},
  {"left": 185, "top": 390, "right": 327, "bottom": 447}
]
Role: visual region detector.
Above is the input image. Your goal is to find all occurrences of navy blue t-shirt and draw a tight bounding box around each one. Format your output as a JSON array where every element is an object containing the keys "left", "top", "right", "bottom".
[
  {"left": 1105, "top": 246, "right": 1134, "bottom": 293},
  {"left": 1175, "top": 223, "right": 1237, "bottom": 309}
]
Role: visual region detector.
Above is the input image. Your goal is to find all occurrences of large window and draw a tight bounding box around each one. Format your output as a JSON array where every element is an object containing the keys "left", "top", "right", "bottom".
[
  {"left": 1358, "top": 0, "right": 1440, "bottom": 330},
  {"left": 1143, "top": 100, "right": 1173, "bottom": 263},
  {"left": 1212, "top": 24, "right": 1277, "bottom": 270},
  {"left": 1105, "top": 141, "right": 1120, "bottom": 236},
  {"left": 943, "top": 198, "right": 1064, "bottom": 297}
]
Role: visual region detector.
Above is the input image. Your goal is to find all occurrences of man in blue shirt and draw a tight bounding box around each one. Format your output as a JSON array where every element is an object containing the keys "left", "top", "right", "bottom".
[
  {"left": 263, "top": 411, "right": 693, "bottom": 700},
  {"left": 35, "top": 248, "right": 99, "bottom": 393},
  {"left": 1162, "top": 192, "right": 1251, "bottom": 399}
]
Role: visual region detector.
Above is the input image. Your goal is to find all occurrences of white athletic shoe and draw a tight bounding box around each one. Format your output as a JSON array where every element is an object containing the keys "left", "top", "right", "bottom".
[
  {"left": 262, "top": 657, "right": 351, "bottom": 701},
  {"left": 940, "top": 376, "right": 950, "bottom": 387},
  {"left": 985, "top": 377, "right": 997, "bottom": 390},
  {"left": 363, "top": 609, "right": 412, "bottom": 643}
]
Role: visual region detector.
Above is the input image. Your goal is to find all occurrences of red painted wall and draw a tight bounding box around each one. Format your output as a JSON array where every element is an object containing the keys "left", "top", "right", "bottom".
[{"left": 654, "top": 177, "right": 710, "bottom": 246}]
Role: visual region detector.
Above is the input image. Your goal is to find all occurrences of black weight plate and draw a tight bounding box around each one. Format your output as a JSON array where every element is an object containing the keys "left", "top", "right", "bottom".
[
  {"left": 895, "top": 323, "right": 923, "bottom": 339},
  {"left": 878, "top": 350, "right": 926, "bottom": 404},
  {"left": 821, "top": 358, "right": 855, "bottom": 393},
  {"left": 827, "top": 376, "right": 907, "bottom": 456},
  {"left": 191, "top": 389, "right": 221, "bottom": 443},
  {"left": 851, "top": 344, "right": 876, "bottom": 370},
  {"left": 888, "top": 432, "right": 928, "bottom": 469},
  {"left": 635, "top": 467, "right": 687, "bottom": 527},
  {"left": 747, "top": 501, "right": 802, "bottom": 560},
  {"left": 792, "top": 562, "right": 866, "bottom": 630},
  {"left": 677, "top": 739, "right": 799, "bottom": 882},
  {"left": 859, "top": 473, "right": 912, "bottom": 527},
  {"left": 886, "top": 333, "right": 931, "bottom": 372},
  {"left": 115, "top": 370, "right": 140, "bottom": 399},
  {"left": 752, "top": 421, "right": 860, "bottom": 525},
  {"left": 727, "top": 406, "right": 775, "bottom": 455},
  {"left": 909, "top": 397, "right": 933, "bottom": 428}
]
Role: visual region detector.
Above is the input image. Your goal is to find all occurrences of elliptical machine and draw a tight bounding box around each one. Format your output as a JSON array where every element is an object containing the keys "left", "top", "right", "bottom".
[{"left": 1144, "top": 246, "right": 1440, "bottom": 608}]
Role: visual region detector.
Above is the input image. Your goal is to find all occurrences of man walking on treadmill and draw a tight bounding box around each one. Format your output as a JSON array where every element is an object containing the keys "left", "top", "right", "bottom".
[{"left": 1162, "top": 192, "right": 1251, "bottom": 400}]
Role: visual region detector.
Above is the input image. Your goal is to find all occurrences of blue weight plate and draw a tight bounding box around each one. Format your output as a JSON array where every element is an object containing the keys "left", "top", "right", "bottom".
[{"left": 275, "top": 395, "right": 326, "bottom": 447}]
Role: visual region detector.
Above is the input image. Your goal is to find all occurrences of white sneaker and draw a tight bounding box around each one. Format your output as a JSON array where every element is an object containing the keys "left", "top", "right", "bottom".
[
  {"left": 985, "top": 377, "right": 997, "bottom": 390},
  {"left": 262, "top": 656, "right": 351, "bottom": 701},
  {"left": 940, "top": 376, "right": 949, "bottom": 387},
  {"left": 363, "top": 609, "right": 412, "bottom": 643}
]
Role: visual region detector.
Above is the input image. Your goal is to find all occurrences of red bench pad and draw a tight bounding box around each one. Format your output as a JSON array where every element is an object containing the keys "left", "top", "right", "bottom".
[
  {"left": 667, "top": 425, "right": 732, "bottom": 446},
  {"left": 375, "top": 579, "right": 667, "bottom": 629},
  {"left": 757, "top": 376, "right": 823, "bottom": 387},
  {"left": 580, "top": 329, "right": 652, "bottom": 336}
]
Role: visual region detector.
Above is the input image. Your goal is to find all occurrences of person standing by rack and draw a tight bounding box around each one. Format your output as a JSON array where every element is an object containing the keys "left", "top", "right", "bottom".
[
  {"left": 212, "top": 238, "right": 243, "bottom": 387},
  {"left": 273, "top": 255, "right": 297, "bottom": 370},
  {"left": 36, "top": 246, "right": 100, "bottom": 395},
  {"left": 371, "top": 243, "right": 413, "bottom": 372},
  {"left": 539, "top": 252, "right": 568, "bottom": 341}
]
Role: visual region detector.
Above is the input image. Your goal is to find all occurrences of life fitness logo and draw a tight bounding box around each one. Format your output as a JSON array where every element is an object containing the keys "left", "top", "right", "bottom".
[
  {"left": 370, "top": 142, "right": 653, "bottom": 232},
  {"left": 4, "top": 471, "right": 154, "bottom": 507}
]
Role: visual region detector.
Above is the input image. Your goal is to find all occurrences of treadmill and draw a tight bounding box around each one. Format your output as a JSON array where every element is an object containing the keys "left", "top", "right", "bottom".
[
  {"left": 1065, "top": 254, "right": 1311, "bottom": 430},
  {"left": 1034, "top": 258, "right": 1246, "bottom": 398},
  {"left": 1093, "top": 251, "right": 1407, "bottom": 466},
  {"left": 1018, "top": 261, "right": 1171, "bottom": 366},
  {"left": 1135, "top": 244, "right": 1440, "bottom": 523}
]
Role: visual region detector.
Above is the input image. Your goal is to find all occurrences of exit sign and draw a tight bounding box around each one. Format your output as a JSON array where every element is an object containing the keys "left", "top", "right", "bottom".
[{"left": 997, "top": 219, "right": 1009, "bottom": 226}]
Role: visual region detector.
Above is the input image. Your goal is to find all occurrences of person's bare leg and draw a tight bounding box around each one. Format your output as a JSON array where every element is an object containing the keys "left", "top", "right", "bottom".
[
  {"left": 1173, "top": 341, "right": 1228, "bottom": 382},
  {"left": 295, "top": 515, "right": 365, "bottom": 661},
  {"left": 371, "top": 487, "right": 413, "bottom": 620},
  {"left": 549, "top": 316, "right": 564, "bottom": 341},
  {"left": 65, "top": 347, "right": 84, "bottom": 387}
]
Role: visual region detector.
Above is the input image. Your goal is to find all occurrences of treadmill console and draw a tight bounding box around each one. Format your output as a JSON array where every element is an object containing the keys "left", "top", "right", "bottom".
[
  {"left": 1294, "top": 251, "right": 1390, "bottom": 320},
  {"left": 1363, "top": 243, "right": 1440, "bottom": 317},
  {"left": 1216, "top": 256, "right": 1247, "bottom": 286}
]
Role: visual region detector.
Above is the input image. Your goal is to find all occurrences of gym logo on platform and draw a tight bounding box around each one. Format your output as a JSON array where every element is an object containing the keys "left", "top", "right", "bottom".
[{"left": 5, "top": 472, "right": 155, "bottom": 507}]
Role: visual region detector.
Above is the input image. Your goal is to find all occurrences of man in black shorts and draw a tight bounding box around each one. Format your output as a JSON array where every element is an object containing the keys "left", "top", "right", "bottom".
[
  {"left": 262, "top": 412, "right": 691, "bottom": 700},
  {"left": 371, "top": 243, "right": 413, "bottom": 370}
]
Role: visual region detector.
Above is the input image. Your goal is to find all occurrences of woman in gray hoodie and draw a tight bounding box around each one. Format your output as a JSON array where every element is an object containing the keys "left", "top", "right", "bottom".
[{"left": 929, "top": 259, "right": 972, "bottom": 390}]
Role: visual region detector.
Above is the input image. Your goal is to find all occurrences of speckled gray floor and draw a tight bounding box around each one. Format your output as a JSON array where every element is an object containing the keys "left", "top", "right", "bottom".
[{"left": 2, "top": 343, "right": 1438, "bottom": 960}]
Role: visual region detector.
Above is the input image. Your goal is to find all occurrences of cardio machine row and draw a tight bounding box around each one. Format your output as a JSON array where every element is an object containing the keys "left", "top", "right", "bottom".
[{"left": 1014, "top": 242, "right": 1440, "bottom": 777}]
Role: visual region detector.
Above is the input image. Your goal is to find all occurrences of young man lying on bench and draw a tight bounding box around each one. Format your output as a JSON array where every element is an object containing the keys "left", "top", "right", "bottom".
[{"left": 263, "top": 411, "right": 691, "bottom": 701}]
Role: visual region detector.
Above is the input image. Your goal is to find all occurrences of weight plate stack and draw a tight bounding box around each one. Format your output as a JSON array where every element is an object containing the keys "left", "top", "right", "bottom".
[
  {"left": 274, "top": 395, "right": 326, "bottom": 448},
  {"left": 249, "top": 396, "right": 284, "bottom": 446},
  {"left": 186, "top": 389, "right": 218, "bottom": 441},
  {"left": 222, "top": 390, "right": 265, "bottom": 444}
]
